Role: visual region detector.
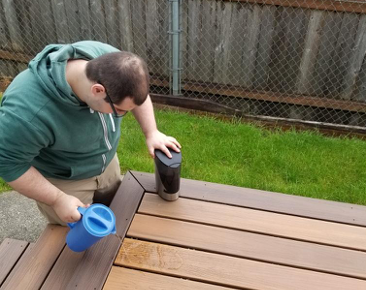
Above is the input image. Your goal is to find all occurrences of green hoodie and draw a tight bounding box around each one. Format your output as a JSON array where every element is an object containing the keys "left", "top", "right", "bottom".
[{"left": 0, "top": 41, "right": 122, "bottom": 182}]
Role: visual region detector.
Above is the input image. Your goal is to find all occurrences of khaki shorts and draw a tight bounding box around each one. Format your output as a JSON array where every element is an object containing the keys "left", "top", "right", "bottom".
[{"left": 37, "top": 154, "right": 122, "bottom": 226}]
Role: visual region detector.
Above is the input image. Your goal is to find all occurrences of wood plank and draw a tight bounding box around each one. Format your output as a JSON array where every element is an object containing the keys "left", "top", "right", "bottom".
[
  {"left": 117, "top": 238, "right": 366, "bottom": 290},
  {"left": 354, "top": 55, "right": 366, "bottom": 101},
  {"left": 64, "top": 0, "right": 82, "bottom": 43},
  {"left": 89, "top": 0, "right": 108, "bottom": 42},
  {"left": 199, "top": 0, "right": 216, "bottom": 83},
  {"left": 1, "top": 225, "right": 68, "bottom": 290},
  {"left": 139, "top": 193, "right": 366, "bottom": 250},
  {"left": 104, "top": 0, "right": 119, "bottom": 48},
  {"left": 252, "top": 5, "right": 276, "bottom": 91},
  {"left": 77, "top": 0, "right": 93, "bottom": 39},
  {"left": 0, "top": 239, "right": 28, "bottom": 286},
  {"left": 297, "top": 10, "right": 325, "bottom": 94},
  {"left": 267, "top": 7, "right": 309, "bottom": 94},
  {"left": 42, "top": 172, "right": 145, "bottom": 290},
  {"left": 213, "top": 1, "right": 232, "bottom": 84},
  {"left": 117, "top": 0, "right": 133, "bottom": 51},
  {"left": 131, "top": 0, "right": 147, "bottom": 60},
  {"left": 240, "top": 4, "right": 261, "bottom": 88},
  {"left": 103, "top": 267, "right": 233, "bottom": 290},
  {"left": 186, "top": 0, "right": 201, "bottom": 81},
  {"left": 128, "top": 214, "right": 366, "bottom": 279},
  {"left": 224, "top": 3, "right": 251, "bottom": 87},
  {"left": 311, "top": 12, "right": 342, "bottom": 96},
  {"left": 346, "top": 15, "right": 366, "bottom": 101},
  {"left": 50, "top": 0, "right": 69, "bottom": 43},
  {"left": 2, "top": 0, "right": 23, "bottom": 52},
  {"left": 28, "top": 0, "right": 48, "bottom": 52},
  {"left": 130, "top": 171, "right": 366, "bottom": 226},
  {"left": 325, "top": 13, "right": 359, "bottom": 97},
  {"left": 0, "top": 0, "right": 9, "bottom": 77}
]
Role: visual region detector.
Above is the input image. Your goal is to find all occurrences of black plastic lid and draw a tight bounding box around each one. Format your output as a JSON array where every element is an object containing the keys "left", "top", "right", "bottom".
[{"left": 155, "top": 148, "right": 182, "bottom": 167}]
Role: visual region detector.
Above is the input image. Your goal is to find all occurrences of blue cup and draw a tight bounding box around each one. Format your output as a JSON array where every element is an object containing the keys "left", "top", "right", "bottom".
[{"left": 66, "top": 204, "right": 116, "bottom": 252}]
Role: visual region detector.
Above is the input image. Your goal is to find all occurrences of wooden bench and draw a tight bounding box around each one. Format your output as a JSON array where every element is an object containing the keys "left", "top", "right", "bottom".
[{"left": 1, "top": 171, "right": 366, "bottom": 290}]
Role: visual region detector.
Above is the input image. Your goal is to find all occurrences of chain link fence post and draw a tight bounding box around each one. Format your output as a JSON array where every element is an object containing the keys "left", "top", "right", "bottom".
[{"left": 169, "top": 0, "right": 182, "bottom": 96}]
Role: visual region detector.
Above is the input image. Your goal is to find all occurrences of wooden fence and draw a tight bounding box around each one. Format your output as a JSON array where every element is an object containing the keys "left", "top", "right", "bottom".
[{"left": 0, "top": 0, "right": 365, "bottom": 118}]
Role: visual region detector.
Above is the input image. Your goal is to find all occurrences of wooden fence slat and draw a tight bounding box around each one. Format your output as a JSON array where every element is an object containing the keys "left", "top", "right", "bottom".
[
  {"left": 146, "top": 0, "right": 162, "bottom": 77},
  {"left": 200, "top": 0, "right": 216, "bottom": 83},
  {"left": 103, "top": 266, "right": 234, "bottom": 290},
  {"left": 327, "top": 13, "right": 359, "bottom": 98},
  {"left": 138, "top": 193, "right": 366, "bottom": 251},
  {"left": 50, "top": 0, "right": 69, "bottom": 43},
  {"left": 131, "top": 0, "right": 147, "bottom": 60},
  {"left": 77, "top": 0, "right": 93, "bottom": 40},
  {"left": 252, "top": 5, "right": 276, "bottom": 90},
  {"left": 0, "top": 0, "right": 9, "bottom": 77},
  {"left": 128, "top": 214, "right": 366, "bottom": 279},
  {"left": 241, "top": 4, "right": 261, "bottom": 88},
  {"left": 117, "top": 238, "right": 366, "bottom": 290},
  {"left": 64, "top": 0, "right": 82, "bottom": 43},
  {"left": 41, "top": 172, "right": 145, "bottom": 290},
  {"left": 213, "top": 1, "right": 232, "bottom": 84},
  {"left": 1, "top": 225, "right": 68, "bottom": 290},
  {"left": 311, "top": 12, "right": 343, "bottom": 96},
  {"left": 0, "top": 239, "right": 28, "bottom": 286},
  {"left": 346, "top": 15, "right": 366, "bottom": 101},
  {"left": 297, "top": 10, "right": 324, "bottom": 94},
  {"left": 355, "top": 56, "right": 366, "bottom": 101},
  {"left": 130, "top": 171, "right": 366, "bottom": 227},
  {"left": 28, "top": 0, "right": 47, "bottom": 52},
  {"left": 186, "top": 0, "right": 201, "bottom": 81},
  {"left": 118, "top": 0, "right": 133, "bottom": 52},
  {"left": 89, "top": 0, "right": 108, "bottom": 42},
  {"left": 104, "top": 0, "right": 119, "bottom": 48},
  {"left": 224, "top": 4, "right": 250, "bottom": 87},
  {"left": 2, "top": 0, "right": 22, "bottom": 52}
]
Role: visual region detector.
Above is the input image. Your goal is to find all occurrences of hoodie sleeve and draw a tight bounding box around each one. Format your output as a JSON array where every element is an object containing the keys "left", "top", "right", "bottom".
[{"left": 0, "top": 109, "right": 50, "bottom": 182}]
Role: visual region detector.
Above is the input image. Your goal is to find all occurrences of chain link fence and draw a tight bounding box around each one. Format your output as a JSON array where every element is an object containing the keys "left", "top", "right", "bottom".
[{"left": 0, "top": 0, "right": 365, "bottom": 127}]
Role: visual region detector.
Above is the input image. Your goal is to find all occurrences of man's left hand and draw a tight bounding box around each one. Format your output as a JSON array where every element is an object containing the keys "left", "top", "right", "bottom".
[{"left": 146, "top": 130, "right": 181, "bottom": 158}]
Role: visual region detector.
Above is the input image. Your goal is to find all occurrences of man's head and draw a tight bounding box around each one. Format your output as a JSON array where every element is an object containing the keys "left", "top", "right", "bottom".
[{"left": 85, "top": 51, "right": 150, "bottom": 107}]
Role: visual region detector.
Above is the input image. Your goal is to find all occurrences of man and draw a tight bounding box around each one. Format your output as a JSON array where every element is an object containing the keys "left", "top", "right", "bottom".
[{"left": 0, "top": 41, "right": 181, "bottom": 225}]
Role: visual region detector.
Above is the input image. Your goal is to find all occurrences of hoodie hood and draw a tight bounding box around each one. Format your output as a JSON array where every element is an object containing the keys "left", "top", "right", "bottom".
[{"left": 28, "top": 41, "right": 119, "bottom": 106}]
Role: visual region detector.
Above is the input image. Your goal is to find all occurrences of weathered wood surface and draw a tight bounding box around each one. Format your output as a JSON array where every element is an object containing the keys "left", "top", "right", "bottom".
[
  {"left": 105, "top": 172, "right": 366, "bottom": 289},
  {"left": 130, "top": 171, "right": 366, "bottom": 227},
  {"left": 115, "top": 238, "right": 366, "bottom": 290},
  {"left": 104, "top": 267, "right": 233, "bottom": 290},
  {"left": 0, "top": 172, "right": 145, "bottom": 290},
  {"left": 40, "top": 172, "right": 144, "bottom": 290},
  {"left": 0, "top": 239, "right": 29, "bottom": 286},
  {"left": 1, "top": 225, "right": 68, "bottom": 290}
]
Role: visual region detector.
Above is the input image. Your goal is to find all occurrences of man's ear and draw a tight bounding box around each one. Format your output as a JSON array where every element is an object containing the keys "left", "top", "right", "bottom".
[{"left": 91, "top": 83, "right": 105, "bottom": 98}]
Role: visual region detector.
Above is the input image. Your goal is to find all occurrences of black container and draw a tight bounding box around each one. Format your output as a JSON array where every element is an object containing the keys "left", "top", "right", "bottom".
[{"left": 154, "top": 148, "right": 182, "bottom": 201}]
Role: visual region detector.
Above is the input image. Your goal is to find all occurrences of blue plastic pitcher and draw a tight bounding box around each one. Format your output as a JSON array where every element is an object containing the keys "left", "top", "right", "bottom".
[{"left": 66, "top": 204, "right": 116, "bottom": 252}]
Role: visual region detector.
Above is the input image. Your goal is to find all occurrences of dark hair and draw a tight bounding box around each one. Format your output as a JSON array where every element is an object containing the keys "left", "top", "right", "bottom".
[{"left": 85, "top": 51, "right": 149, "bottom": 105}]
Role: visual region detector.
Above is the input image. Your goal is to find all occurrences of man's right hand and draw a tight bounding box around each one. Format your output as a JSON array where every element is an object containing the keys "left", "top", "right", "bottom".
[{"left": 51, "top": 191, "right": 89, "bottom": 224}]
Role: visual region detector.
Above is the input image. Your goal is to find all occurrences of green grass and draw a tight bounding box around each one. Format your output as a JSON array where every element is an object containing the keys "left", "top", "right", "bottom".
[
  {"left": 2, "top": 88, "right": 366, "bottom": 205},
  {"left": 118, "top": 109, "right": 366, "bottom": 205}
]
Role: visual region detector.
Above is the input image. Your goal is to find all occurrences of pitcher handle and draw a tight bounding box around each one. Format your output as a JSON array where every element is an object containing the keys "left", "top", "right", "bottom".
[{"left": 67, "top": 207, "right": 87, "bottom": 228}]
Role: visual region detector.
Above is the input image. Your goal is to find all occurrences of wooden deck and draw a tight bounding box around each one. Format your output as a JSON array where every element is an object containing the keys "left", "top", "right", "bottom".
[{"left": 2, "top": 171, "right": 366, "bottom": 289}]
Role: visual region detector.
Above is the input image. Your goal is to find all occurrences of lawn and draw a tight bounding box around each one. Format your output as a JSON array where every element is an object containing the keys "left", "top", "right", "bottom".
[
  {"left": 1, "top": 90, "right": 366, "bottom": 205},
  {"left": 119, "top": 109, "right": 366, "bottom": 205}
]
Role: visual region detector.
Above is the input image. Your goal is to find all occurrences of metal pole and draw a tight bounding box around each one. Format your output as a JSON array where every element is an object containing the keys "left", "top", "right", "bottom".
[{"left": 169, "top": 0, "right": 181, "bottom": 95}]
